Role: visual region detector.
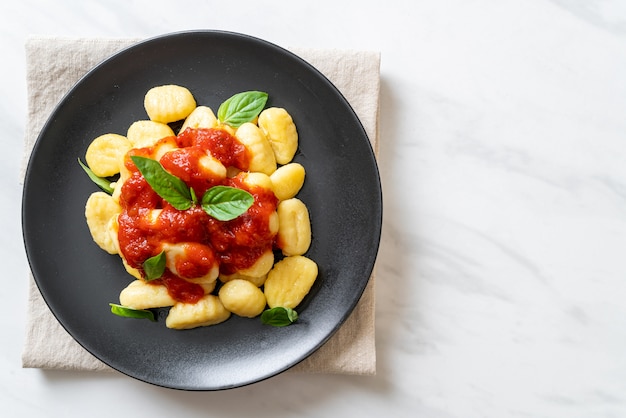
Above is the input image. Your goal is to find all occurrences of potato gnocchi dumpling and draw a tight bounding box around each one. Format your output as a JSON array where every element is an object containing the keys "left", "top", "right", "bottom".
[
  {"left": 218, "top": 279, "right": 267, "bottom": 318},
  {"left": 236, "top": 250, "right": 275, "bottom": 278},
  {"left": 258, "top": 107, "right": 298, "bottom": 165},
  {"left": 163, "top": 242, "right": 219, "bottom": 284},
  {"left": 85, "top": 191, "right": 121, "bottom": 254},
  {"left": 126, "top": 120, "right": 175, "bottom": 149},
  {"left": 85, "top": 133, "right": 131, "bottom": 177},
  {"left": 235, "top": 122, "right": 277, "bottom": 175},
  {"left": 120, "top": 279, "right": 177, "bottom": 309},
  {"left": 240, "top": 171, "right": 273, "bottom": 191},
  {"left": 144, "top": 85, "right": 197, "bottom": 124},
  {"left": 264, "top": 255, "right": 318, "bottom": 309},
  {"left": 166, "top": 295, "right": 231, "bottom": 330},
  {"left": 277, "top": 198, "right": 312, "bottom": 256},
  {"left": 270, "top": 163, "right": 306, "bottom": 201},
  {"left": 83, "top": 86, "right": 318, "bottom": 330},
  {"left": 180, "top": 105, "right": 218, "bottom": 132}
]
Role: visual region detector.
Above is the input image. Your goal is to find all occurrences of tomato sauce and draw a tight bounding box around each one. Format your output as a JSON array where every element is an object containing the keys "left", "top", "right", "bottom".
[
  {"left": 117, "top": 128, "right": 278, "bottom": 303},
  {"left": 158, "top": 270, "right": 205, "bottom": 305},
  {"left": 177, "top": 127, "right": 249, "bottom": 170},
  {"left": 170, "top": 243, "right": 217, "bottom": 279}
]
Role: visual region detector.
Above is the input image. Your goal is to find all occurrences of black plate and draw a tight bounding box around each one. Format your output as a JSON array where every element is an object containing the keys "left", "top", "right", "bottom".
[{"left": 22, "top": 31, "right": 381, "bottom": 390}]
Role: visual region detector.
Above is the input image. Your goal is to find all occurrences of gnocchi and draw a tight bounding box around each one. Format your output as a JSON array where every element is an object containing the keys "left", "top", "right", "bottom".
[
  {"left": 276, "top": 198, "right": 312, "bottom": 256},
  {"left": 235, "top": 122, "right": 277, "bottom": 175},
  {"left": 235, "top": 250, "right": 275, "bottom": 278},
  {"left": 144, "top": 85, "right": 196, "bottom": 124},
  {"left": 120, "top": 279, "right": 176, "bottom": 309},
  {"left": 264, "top": 256, "right": 318, "bottom": 309},
  {"left": 83, "top": 86, "right": 317, "bottom": 330},
  {"left": 270, "top": 163, "right": 306, "bottom": 201},
  {"left": 126, "top": 120, "right": 175, "bottom": 149},
  {"left": 218, "top": 279, "right": 267, "bottom": 318},
  {"left": 258, "top": 107, "right": 298, "bottom": 164},
  {"left": 180, "top": 105, "right": 218, "bottom": 132},
  {"left": 85, "top": 133, "right": 131, "bottom": 177},
  {"left": 166, "top": 294, "right": 231, "bottom": 329},
  {"left": 84, "top": 191, "right": 121, "bottom": 254}
]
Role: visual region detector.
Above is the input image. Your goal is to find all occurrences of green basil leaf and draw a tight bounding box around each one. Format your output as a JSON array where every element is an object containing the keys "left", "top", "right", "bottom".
[
  {"left": 143, "top": 250, "right": 166, "bottom": 280},
  {"left": 109, "top": 303, "right": 156, "bottom": 322},
  {"left": 201, "top": 185, "right": 254, "bottom": 221},
  {"left": 78, "top": 158, "right": 114, "bottom": 194},
  {"left": 261, "top": 307, "right": 298, "bottom": 327},
  {"left": 130, "top": 155, "right": 193, "bottom": 210},
  {"left": 217, "top": 91, "right": 268, "bottom": 128}
]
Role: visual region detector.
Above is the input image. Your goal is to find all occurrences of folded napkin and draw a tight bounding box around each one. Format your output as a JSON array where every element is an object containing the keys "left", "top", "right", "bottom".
[{"left": 21, "top": 37, "right": 380, "bottom": 376}]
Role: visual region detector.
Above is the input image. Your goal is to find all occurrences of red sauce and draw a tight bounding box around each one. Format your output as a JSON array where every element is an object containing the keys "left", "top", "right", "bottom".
[
  {"left": 206, "top": 176, "right": 278, "bottom": 275},
  {"left": 157, "top": 270, "right": 204, "bottom": 305},
  {"left": 177, "top": 127, "right": 249, "bottom": 170},
  {"left": 171, "top": 243, "right": 217, "bottom": 279},
  {"left": 117, "top": 128, "right": 278, "bottom": 303},
  {"left": 159, "top": 147, "right": 221, "bottom": 196}
]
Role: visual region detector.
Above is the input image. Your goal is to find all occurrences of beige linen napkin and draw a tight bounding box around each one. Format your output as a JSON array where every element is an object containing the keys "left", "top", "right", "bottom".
[{"left": 21, "top": 37, "right": 380, "bottom": 376}]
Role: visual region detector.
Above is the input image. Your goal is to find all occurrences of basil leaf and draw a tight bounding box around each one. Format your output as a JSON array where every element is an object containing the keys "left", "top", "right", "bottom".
[
  {"left": 78, "top": 158, "right": 114, "bottom": 194},
  {"left": 261, "top": 307, "right": 298, "bottom": 327},
  {"left": 217, "top": 91, "right": 268, "bottom": 128},
  {"left": 143, "top": 250, "right": 166, "bottom": 280},
  {"left": 201, "top": 185, "right": 254, "bottom": 221},
  {"left": 109, "top": 303, "right": 156, "bottom": 322},
  {"left": 130, "top": 155, "right": 193, "bottom": 210}
]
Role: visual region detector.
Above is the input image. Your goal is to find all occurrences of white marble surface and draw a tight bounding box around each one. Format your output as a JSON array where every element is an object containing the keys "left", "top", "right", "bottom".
[{"left": 2, "top": 0, "right": 626, "bottom": 416}]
